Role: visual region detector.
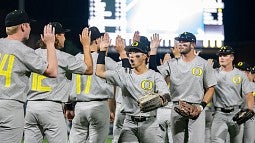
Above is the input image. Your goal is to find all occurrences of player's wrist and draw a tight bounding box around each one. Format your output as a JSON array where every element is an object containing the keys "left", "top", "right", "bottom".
[
  {"left": 200, "top": 101, "right": 207, "bottom": 110},
  {"left": 198, "top": 105, "right": 203, "bottom": 111},
  {"left": 97, "top": 51, "right": 106, "bottom": 64}
]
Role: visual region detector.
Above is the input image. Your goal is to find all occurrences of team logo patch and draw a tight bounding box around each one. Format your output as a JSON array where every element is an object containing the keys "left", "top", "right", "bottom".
[
  {"left": 141, "top": 80, "right": 153, "bottom": 90},
  {"left": 132, "top": 41, "right": 139, "bottom": 46},
  {"left": 191, "top": 67, "right": 203, "bottom": 76},
  {"left": 231, "top": 75, "right": 242, "bottom": 84},
  {"left": 237, "top": 62, "right": 243, "bottom": 66}
]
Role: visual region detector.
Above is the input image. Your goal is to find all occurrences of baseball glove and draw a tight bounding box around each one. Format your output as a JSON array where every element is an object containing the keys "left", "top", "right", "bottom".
[
  {"left": 138, "top": 92, "right": 168, "bottom": 113},
  {"left": 174, "top": 101, "right": 201, "bottom": 120},
  {"left": 232, "top": 109, "right": 255, "bottom": 125}
]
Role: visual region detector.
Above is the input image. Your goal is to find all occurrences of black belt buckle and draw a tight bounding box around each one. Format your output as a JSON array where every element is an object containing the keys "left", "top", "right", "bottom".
[
  {"left": 131, "top": 116, "right": 147, "bottom": 122},
  {"left": 221, "top": 108, "right": 234, "bottom": 113}
]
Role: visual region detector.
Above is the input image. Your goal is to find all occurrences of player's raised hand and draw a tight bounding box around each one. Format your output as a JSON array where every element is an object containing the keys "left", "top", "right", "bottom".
[
  {"left": 115, "top": 35, "right": 125, "bottom": 52},
  {"left": 160, "top": 53, "right": 171, "bottom": 65},
  {"left": 99, "top": 32, "right": 111, "bottom": 51},
  {"left": 150, "top": 33, "right": 161, "bottom": 55},
  {"left": 133, "top": 31, "right": 140, "bottom": 42},
  {"left": 150, "top": 33, "right": 161, "bottom": 49},
  {"left": 171, "top": 42, "right": 181, "bottom": 58},
  {"left": 79, "top": 27, "right": 91, "bottom": 49},
  {"left": 207, "top": 59, "right": 214, "bottom": 66},
  {"left": 194, "top": 49, "right": 201, "bottom": 56},
  {"left": 41, "top": 24, "right": 55, "bottom": 47},
  {"left": 115, "top": 35, "right": 127, "bottom": 58}
]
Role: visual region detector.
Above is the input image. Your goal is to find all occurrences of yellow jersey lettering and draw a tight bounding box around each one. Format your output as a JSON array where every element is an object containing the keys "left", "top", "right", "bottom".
[
  {"left": 31, "top": 73, "right": 51, "bottom": 91},
  {"left": 232, "top": 75, "right": 242, "bottom": 84},
  {"left": 76, "top": 75, "right": 92, "bottom": 95},
  {"left": 141, "top": 80, "right": 153, "bottom": 90},
  {"left": 191, "top": 67, "right": 203, "bottom": 76},
  {"left": 0, "top": 54, "right": 15, "bottom": 87}
]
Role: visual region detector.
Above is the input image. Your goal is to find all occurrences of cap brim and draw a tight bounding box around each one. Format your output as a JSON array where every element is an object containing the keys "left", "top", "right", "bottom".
[
  {"left": 174, "top": 37, "right": 193, "bottom": 42},
  {"left": 125, "top": 46, "right": 145, "bottom": 53},
  {"left": 216, "top": 52, "right": 234, "bottom": 56}
]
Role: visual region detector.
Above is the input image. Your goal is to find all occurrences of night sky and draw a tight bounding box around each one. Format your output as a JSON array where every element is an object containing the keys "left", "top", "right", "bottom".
[{"left": 1, "top": 0, "right": 255, "bottom": 64}]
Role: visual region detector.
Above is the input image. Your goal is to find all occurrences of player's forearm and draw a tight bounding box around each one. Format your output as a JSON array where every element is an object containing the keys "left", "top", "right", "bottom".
[
  {"left": 149, "top": 55, "right": 159, "bottom": 72},
  {"left": 202, "top": 86, "right": 215, "bottom": 104},
  {"left": 246, "top": 93, "right": 254, "bottom": 110},
  {"left": 96, "top": 51, "right": 106, "bottom": 78},
  {"left": 44, "top": 43, "right": 58, "bottom": 77},
  {"left": 119, "top": 50, "right": 128, "bottom": 59},
  {"left": 108, "top": 98, "right": 116, "bottom": 113},
  {"left": 83, "top": 47, "right": 93, "bottom": 75}
]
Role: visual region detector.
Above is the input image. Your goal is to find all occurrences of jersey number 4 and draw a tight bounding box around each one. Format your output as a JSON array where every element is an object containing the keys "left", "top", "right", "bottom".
[{"left": 0, "top": 54, "right": 15, "bottom": 87}]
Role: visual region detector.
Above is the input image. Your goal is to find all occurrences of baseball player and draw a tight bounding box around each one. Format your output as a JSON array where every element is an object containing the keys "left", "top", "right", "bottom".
[
  {"left": 67, "top": 28, "right": 119, "bottom": 143},
  {"left": 112, "top": 31, "right": 152, "bottom": 143},
  {"left": 148, "top": 33, "right": 174, "bottom": 143},
  {"left": 96, "top": 32, "right": 171, "bottom": 143},
  {"left": 210, "top": 46, "right": 254, "bottom": 143},
  {"left": 235, "top": 61, "right": 255, "bottom": 143},
  {"left": 24, "top": 27, "right": 93, "bottom": 143},
  {"left": 0, "top": 10, "right": 58, "bottom": 143},
  {"left": 150, "top": 32, "right": 217, "bottom": 143}
]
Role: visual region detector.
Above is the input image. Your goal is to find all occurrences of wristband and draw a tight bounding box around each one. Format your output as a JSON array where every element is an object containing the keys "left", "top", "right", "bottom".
[
  {"left": 200, "top": 101, "right": 207, "bottom": 109},
  {"left": 122, "top": 58, "right": 131, "bottom": 68},
  {"left": 97, "top": 51, "right": 106, "bottom": 64},
  {"left": 162, "top": 93, "right": 171, "bottom": 102}
]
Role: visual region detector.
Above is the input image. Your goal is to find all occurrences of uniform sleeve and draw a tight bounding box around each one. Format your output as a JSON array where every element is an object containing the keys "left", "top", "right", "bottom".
[
  {"left": 203, "top": 62, "right": 217, "bottom": 88},
  {"left": 157, "top": 61, "right": 170, "bottom": 79},
  {"left": 105, "top": 68, "right": 125, "bottom": 87},
  {"left": 20, "top": 47, "right": 48, "bottom": 74},
  {"left": 63, "top": 52, "right": 86, "bottom": 74},
  {"left": 105, "top": 57, "right": 120, "bottom": 70},
  {"left": 154, "top": 72, "right": 170, "bottom": 95},
  {"left": 242, "top": 74, "right": 253, "bottom": 95}
]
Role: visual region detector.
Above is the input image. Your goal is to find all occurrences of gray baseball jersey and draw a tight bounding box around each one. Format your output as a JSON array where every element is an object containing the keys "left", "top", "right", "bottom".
[
  {"left": 213, "top": 68, "right": 253, "bottom": 107},
  {"left": 157, "top": 56, "right": 216, "bottom": 103},
  {"left": 69, "top": 52, "right": 119, "bottom": 101},
  {"left": 0, "top": 38, "right": 48, "bottom": 103},
  {"left": 105, "top": 68, "right": 170, "bottom": 116},
  {"left": 27, "top": 49, "right": 87, "bottom": 102},
  {"left": 0, "top": 38, "right": 49, "bottom": 143}
]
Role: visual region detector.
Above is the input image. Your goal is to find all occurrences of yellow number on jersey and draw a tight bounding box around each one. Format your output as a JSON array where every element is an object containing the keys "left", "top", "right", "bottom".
[
  {"left": 76, "top": 75, "right": 92, "bottom": 94},
  {"left": 0, "top": 54, "right": 15, "bottom": 87},
  {"left": 31, "top": 73, "right": 52, "bottom": 91}
]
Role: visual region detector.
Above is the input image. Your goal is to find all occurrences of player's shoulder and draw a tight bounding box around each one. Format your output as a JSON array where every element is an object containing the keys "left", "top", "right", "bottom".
[
  {"left": 233, "top": 67, "right": 247, "bottom": 76},
  {"left": 195, "top": 56, "right": 208, "bottom": 63},
  {"left": 4, "top": 38, "right": 35, "bottom": 55}
]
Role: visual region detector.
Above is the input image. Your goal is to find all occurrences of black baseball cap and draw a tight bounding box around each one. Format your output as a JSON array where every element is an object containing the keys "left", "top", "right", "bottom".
[
  {"left": 5, "top": 10, "right": 31, "bottom": 27},
  {"left": 140, "top": 36, "right": 150, "bottom": 52},
  {"left": 49, "top": 22, "right": 70, "bottom": 34},
  {"left": 235, "top": 62, "right": 251, "bottom": 71},
  {"left": 217, "top": 46, "right": 235, "bottom": 55},
  {"left": 125, "top": 41, "right": 149, "bottom": 54},
  {"left": 89, "top": 26, "right": 104, "bottom": 42},
  {"left": 175, "top": 32, "right": 196, "bottom": 43}
]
